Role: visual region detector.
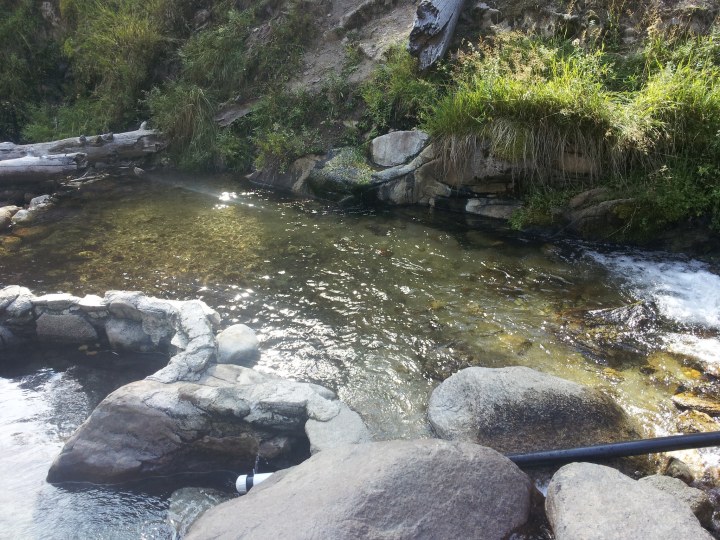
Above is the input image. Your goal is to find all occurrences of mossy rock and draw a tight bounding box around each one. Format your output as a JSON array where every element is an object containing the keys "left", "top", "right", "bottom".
[{"left": 306, "top": 147, "right": 375, "bottom": 200}]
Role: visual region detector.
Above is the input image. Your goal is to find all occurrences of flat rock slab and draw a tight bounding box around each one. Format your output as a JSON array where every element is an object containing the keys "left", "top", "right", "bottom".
[
  {"left": 546, "top": 462, "right": 713, "bottom": 540},
  {"left": 187, "top": 439, "right": 533, "bottom": 540},
  {"left": 428, "top": 366, "right": 640, "bottom": 454}
]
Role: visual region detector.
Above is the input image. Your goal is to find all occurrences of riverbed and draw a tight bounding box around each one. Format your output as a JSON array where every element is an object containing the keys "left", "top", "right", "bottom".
[{"left": 1, "top": 173, "right": 718, "bottom": 538}]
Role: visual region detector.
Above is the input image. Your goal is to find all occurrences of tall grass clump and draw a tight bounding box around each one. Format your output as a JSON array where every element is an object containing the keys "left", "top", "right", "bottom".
[
  {"left": 424, "top": 33, "right": 648, "bottom": 185},
  {"left": 424, "top": 27, "right": 720, "bottom": 233},
  {"left": 360, "top": 45, "right": 438, "bottom": 134}
]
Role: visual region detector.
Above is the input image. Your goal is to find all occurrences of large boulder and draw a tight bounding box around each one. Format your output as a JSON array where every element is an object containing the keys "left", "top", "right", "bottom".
[
  {"left": 371, "top": 130, "right": 429, "bottom": 167},
  {"left": 187, "top": 439, "right": 534, "bottom": 540},
  {"left": 47, "top": 364, "right": 369, "bottom": 484},
  {"left": 546, "top": 462, "right": 713, "bottom": 539},
  {"left": 428, "top": 366, "right": 640, "bottom": 454}
]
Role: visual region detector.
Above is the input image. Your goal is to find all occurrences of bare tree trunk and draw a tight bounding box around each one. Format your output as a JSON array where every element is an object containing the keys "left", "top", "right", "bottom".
[
  {"left": 0, "top": 153, "right": 88, "bottom": 183},
  {"left": 0, "top": 128, "right": 166, "bottom": 164},
  {"left": 408, "top": 0, "right": 466, "bottom": 70}
]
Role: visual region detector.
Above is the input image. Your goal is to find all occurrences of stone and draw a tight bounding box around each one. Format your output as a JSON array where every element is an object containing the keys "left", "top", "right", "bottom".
[
  {"left": 465, "top": 198, "right": 522, "bottom": 219},
  {"left": 179, "top": 300, "right": 217, "bottom": 340},
  {"left": 36, "top": 313, "right": 97, "bottom": 343},
  {"left": 216, "top": 324, "right": 259, "bottom": 364},
  {"left": 676, "top": 409, "right": 720, "bottom": 434},
  {"left": 428, "top": 366, "right": 640, "bottom": 455},
  {"left": 4, "top": 289, "right": 35, "bottom": 324},
  {"left": 569, "top": 187, "right": 611, "bottom": 210},
  {"left": 373, "top": 174, "right": 416, "bottom": 205},
  {"left": 546, "top": 462, "right": 713, "bottom": 540},
  {"left": 47, "top": 364, "right": 368, "bottom": 484},
  {"left": 167, "top": 487, "right": 233, "bottom": 538},
  {"left": 663, "top": 457, "right": 694, "bottom": 484},
  {"left": 638, "top": 474, "right": 713, "bottom": 526},
  {"left": 672, "top": 392, "right": 720, "bottom": 416},
  {"left": 371, "top": 130, "right": 429, "bottom": 167},
  {"left": 105, "top": 318, "right": 152, "bottom": 352},
  {"left": 0, "top": 285, "right": 31, "bottom": 311},
  {"left": 187, "top": 440, "right": 533, "bottom": 540},
  {"left": 0, "top": 205, "right": 19, "bottom": 230},
  {"left": 77, "top": 294, "right": 106, "bottom": 312},
  {"left": 566, "top": 198, "right": 636, "bottom": 238},
  {"left": 306, "top": 147, "right": 374, "bottom": 200},
  {"left": 304, "top": 402, "right": 371, "bottom": 454},
  {"left": 105, "top": 291, "right": 144, "bottom": 320},
  {"left": 32, "top": 293, "right": 81, "bottom": 310},
  {"left": 28, "top": 194, "right": 52, "bottom": 210},
  {"left": 11, "top": 209, "right": 32, "bottom": 226},
  {"left": 0, "top": 325, "right": 19, "bottom": 347}
]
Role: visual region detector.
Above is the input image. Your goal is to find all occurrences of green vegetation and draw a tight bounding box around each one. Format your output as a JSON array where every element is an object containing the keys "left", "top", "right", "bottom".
[
  {"left": 2, "top": 0, "right": 719, "bottom": 239},
  {"left": 419, "top": 29, "right": 720, "bottom": 235},
  {"left": 0, "top": 0, "right": 62, "bottom": 141},
  {"left": 360, "top": 45, "right": 438, "bottom": 135}
]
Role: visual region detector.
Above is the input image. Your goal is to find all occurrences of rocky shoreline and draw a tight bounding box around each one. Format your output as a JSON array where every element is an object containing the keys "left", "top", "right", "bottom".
[{"left": 1, "top": 284, "right": 718, "bottom": 537}]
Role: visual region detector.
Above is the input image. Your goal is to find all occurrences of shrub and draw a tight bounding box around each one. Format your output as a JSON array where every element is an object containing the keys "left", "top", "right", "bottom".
[{"left": 360, "top": 45, "right": 438, "bottom": 134}]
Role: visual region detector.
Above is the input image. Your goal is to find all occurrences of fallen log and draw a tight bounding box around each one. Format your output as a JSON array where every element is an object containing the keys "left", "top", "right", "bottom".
[
  {"left": 0, "top": 127, "right": 166, "bottom": 164},
  {"left": 408, "top": 0, "right": 466, "bottom": 70},
  {"left": 0, "top": 153, "right": 88, "bottom": 183}
]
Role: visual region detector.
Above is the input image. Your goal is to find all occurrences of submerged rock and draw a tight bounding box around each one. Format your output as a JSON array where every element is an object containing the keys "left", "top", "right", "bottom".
[
  {"left": 672, "top": 392, "right": 720, "bottom": 416},
  {"left": 546, "top": 462, "right": 713, "bottom": 539},
  {"left": 428, "top": 366, "right": 641, "bottom": 454},
  {"left": 187, "top": 440, "right": 534, "bottom": 540}
]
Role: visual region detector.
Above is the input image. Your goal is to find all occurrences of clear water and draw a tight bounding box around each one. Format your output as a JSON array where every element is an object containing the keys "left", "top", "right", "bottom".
[{"left": 0, "top": 173, "right": 718, "bottom": 538}]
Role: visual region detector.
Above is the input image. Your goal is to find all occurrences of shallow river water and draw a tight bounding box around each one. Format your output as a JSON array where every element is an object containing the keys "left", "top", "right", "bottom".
[{"left": 0, "top": 173, "right": 719, "bottom": 538}]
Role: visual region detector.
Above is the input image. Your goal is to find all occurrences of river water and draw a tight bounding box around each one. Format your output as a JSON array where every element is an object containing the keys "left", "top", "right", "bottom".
[{"left": 0, "top": 173, "right": 718, "bottom": 538}]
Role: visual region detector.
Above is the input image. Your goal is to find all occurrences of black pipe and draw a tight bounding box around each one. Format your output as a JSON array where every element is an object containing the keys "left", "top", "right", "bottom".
[{"left": 506, "top": 431, "right": 720, "bottom": 468}]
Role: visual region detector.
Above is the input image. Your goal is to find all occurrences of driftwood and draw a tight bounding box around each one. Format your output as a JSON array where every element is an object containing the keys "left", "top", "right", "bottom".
[
  {"left": 0, "top": 128, "right": 166, "bottom": 164},
  {"left": 0, "top": 127, "right": 166, "bottom": 185},
  {"left": 408, "top": 0, "right": 466, "bottom": 70},
  {"left": 0, "top": 153, "right": 88, "bottom": 183}
]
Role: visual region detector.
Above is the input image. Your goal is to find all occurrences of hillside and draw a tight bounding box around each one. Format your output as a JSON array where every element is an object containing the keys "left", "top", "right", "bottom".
[{"left": 2, "top": 0, "right": 720, "bottom": 240}]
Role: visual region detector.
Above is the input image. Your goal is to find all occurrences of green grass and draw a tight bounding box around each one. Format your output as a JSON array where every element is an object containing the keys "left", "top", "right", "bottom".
[{"left": 418, "top": 29, "right": 720, "bottom": 234}]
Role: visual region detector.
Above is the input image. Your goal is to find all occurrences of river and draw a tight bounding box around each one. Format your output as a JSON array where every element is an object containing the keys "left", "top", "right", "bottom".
[{"left": 0, "top": 173, "right": 718, "bottom": 538}]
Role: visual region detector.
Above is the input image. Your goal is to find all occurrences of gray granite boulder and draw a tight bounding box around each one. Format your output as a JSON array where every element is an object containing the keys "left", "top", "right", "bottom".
[
  {"left": 187, "top": 439, "right": 533, "bottom": 540},
  {"left": 47, "top": 364, "right": 369, "bottom": 484},
  {"left": 428, "top": 366, "right": 640, "bottom": 454},
  {"left": 216, "top": 323, "right": 259, "bottom": 364},
  {"left": 371, "top": 130, "right": 429, "bottom": 167},
  {"left": 546, "top": 462, "right": 713, "bottom": 539},
  {"left": 638, "top": 474, "right": 713, "bottom": 527}
]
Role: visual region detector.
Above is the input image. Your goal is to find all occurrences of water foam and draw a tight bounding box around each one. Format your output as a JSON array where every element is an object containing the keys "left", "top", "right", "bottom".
[{"left": 586, "top": 251, "right": 720, "bottom": 330}]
